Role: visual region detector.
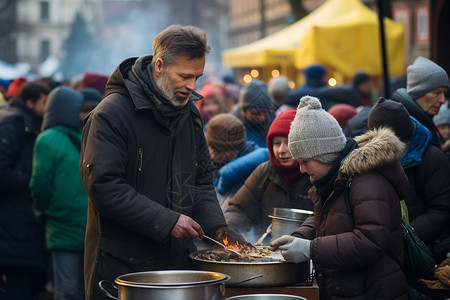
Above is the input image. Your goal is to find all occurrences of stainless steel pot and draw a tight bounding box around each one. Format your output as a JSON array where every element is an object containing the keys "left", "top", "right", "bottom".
[
  {"left": 190, "top": 248, "right": 309, "bottom": 287},
  {"left": 269, "top": 208, "right": 313, "bottom": 242},
  {"left": 98, "top": 270, "right": 230, "bottom": 300},
  {"left": 226, "top": 294, "right": 307, "bottom": 300}
]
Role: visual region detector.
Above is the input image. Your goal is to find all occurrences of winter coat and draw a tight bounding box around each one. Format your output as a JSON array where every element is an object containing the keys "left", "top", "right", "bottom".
[
  {"left": 79, "top": 55, "right": 227, "bottom": 300},
  {"left": 392, "top": 88, "right": 442, "bottom": 147},
  {"left": 30, "top": 86, "right": 87, "bottom": 252},
  {"left": 293, "top": 128, "right": 409, "bottom": 300},
  {"left": 0, "top": 100, "right": 45, "bottom": 269},
  {"left": 225, "top": 161, "right": 313, "bottom": 236},
  {"left": 215, "top": 147, "right": 269, "bottom": 195},
  {"left": 400, "top": 118, "right": 450, "bottom": 247}
]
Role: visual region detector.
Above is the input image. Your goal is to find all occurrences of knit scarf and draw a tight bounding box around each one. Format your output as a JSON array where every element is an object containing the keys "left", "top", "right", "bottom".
[
  {"left": 312, "top": 138, "right": 358, "bottom": 199},
  {"left": 269, "top": 153, "right": 301, "bottom": 187},
  {"left": 129, "top": 55, "right": 192, "bottom": 134},
  {"left": 267, "top": 109, "right": 301, "bottom": 186},
  {"left": 400, "top": 116, "right": 431, "bottom": 166}
]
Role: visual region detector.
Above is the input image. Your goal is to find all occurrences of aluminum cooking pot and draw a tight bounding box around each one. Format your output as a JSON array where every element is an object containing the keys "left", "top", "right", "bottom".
[
  {"left": 190, "top": 248, "right": 309, "bottom": 287},
  {"left": 98, "top": 270, "right": 230, "bottom": 300},
  {"left": 269, "top": 208, "right": 313, "bottom": 242},
  {"left": 226, "top": 294, "right": 307, "bottom": 300}
]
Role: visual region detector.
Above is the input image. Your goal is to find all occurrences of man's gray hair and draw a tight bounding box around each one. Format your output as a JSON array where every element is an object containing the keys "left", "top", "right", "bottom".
[{"left": 152, "top": 25, "right": 211, "bottom": 67}]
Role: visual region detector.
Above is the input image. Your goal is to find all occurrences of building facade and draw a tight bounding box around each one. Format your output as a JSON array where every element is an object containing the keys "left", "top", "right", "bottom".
[{"left": 0, "top": 0, "right": 102, "bottom": 74}]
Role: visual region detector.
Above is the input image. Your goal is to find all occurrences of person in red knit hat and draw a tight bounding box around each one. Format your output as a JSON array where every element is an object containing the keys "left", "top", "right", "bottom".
[
  {"left": 224, "top": 109, "right": 313, "bottom": 243},
  {"left": 327, "top": 103, "right": 358, "bottom": 129},
  {"left": 6, "top": 77, "right": 28, "bottom": 100}
]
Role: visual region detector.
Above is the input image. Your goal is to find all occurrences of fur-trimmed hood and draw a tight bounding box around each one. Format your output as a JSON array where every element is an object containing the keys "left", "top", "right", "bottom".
[{"left": 340, "top": 127, "right": 406, "bottom": 176}]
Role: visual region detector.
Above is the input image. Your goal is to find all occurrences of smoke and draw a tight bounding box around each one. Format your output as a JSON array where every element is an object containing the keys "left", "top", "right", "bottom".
[
  {"left": 92, "top": 1, "right": 171, "bottom": 76},
  {"left": 65, "top": 0, "right": 225, "bottom": 81}
]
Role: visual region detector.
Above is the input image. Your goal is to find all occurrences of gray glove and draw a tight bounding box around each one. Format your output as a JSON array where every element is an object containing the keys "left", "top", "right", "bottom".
[
  {"left": 277, "top": 236, "right": 311, "bottom": 264},
  {"left": 269, "top": 235, "right": 295, "bottom": 251}
]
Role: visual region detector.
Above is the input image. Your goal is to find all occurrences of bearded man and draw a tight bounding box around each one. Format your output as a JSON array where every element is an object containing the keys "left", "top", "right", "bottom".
[{"left": 79, "top": 25, "right": 248, "bottom": 300}]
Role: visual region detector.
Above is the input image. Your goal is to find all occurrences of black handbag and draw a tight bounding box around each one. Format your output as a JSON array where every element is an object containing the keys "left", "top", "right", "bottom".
[{"left": 402, "top": 219, "right": 436, "bottom": 279}]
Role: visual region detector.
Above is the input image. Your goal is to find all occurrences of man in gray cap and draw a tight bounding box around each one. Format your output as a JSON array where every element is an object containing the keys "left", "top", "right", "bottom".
[{"left": 392, "top": 56, "right": 449, "bottom": 147}]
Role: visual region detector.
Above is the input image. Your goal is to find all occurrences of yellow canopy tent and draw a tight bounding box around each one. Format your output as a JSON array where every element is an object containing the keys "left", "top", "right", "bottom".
[
  {"left": 295, "top": 0, "right": 405, "bottom": 78},
  {"left": 222, "top": 0, "right": 405, "bottom": 78},
  {"left": 221, "top": 0, "right": 359, "bottom": 68}
]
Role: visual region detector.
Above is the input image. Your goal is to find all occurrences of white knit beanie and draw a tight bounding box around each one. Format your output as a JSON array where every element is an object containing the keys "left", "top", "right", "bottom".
[
  {"left": 407, "top": 56, "right": 449, "bottom": 99},
  {"left": 288, "top": 95, "right": 347, "bottom": 163}
]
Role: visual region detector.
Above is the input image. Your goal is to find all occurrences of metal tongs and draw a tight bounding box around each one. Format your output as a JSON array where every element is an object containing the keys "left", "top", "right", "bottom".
[{"left": 203, "top": 235, "right": 242, "bottom": 257}]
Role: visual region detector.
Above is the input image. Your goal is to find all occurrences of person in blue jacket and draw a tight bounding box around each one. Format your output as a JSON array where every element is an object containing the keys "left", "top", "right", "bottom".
[
  {"left": 232, "top": 80, "right": 275, "bottom": 147},
  {"left": 205, "top": 113, "right": 268, "bottom": 210}
]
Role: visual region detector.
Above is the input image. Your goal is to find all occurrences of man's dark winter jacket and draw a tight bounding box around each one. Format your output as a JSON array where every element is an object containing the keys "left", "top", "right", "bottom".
[
  {"left": 0, "top": 100, "right": 45, "bottom": 269},
  {"left": 80, "top": 55, "right": 227, "bottom": 300}
]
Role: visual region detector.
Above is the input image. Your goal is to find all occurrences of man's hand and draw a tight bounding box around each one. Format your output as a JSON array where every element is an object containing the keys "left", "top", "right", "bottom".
[
  {"left": 171, "top": 214, "right": 204, "bottom": 239},
  {"left": 270, "top": 235, "right": 311, "bottom": 264},
  {"left": 214, "top": 227, "right": 253, "bottom": 248}
]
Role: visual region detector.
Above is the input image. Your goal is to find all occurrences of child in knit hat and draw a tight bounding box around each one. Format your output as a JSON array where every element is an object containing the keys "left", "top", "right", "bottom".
[
  {"left": 205, "top": 113, "right": 265, "bottom": 209},
  {"left": 270, "top": 95, "right": 409, "bottom": 299}
]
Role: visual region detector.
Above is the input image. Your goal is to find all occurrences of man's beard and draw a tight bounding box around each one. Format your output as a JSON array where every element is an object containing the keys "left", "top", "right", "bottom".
[{"left": 155, "top": 71, "right": 190, "bottom": 107}]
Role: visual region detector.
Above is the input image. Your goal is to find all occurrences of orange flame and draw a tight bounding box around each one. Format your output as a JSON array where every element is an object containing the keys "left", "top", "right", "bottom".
[{"left": 222, "top": 238, "right": 241, "bottom": 252}]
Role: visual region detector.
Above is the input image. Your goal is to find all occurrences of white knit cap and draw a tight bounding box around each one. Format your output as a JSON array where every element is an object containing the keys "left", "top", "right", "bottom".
[{"left": 288, "top": 95, "right": 347, "bottom": 163}]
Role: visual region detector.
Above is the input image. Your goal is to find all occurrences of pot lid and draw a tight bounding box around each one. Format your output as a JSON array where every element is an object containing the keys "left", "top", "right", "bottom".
[
  {"left": 115, "top": 270, "right": 229, "bottom": 287},
  {"left": 271, "top": 208, "right": 313, "bottom": 221}
]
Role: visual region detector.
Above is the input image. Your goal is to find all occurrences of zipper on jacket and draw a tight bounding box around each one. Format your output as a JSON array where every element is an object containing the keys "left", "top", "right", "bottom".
[{"left": 138, "top": 147, "right": 143, "bottom": 172}]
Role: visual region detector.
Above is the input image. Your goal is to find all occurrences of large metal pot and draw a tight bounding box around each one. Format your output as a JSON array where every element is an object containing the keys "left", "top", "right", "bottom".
[
  {"left": 269, "top": 208, "right": 313, "bottom": 242},
  {"left": 226, "top": 294, "right": 307, "bottom": 300},
  {"left": 98, "top": 270, "right": 230, "bottom": 300},
  {"left": 190, "top": 248, "right": 309, "bottom": 287}
]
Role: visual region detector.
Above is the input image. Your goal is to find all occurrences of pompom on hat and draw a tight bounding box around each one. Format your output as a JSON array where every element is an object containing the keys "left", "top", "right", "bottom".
[
  {"left": 288, "top": 96, "right": 347, "bottom": 163},
  {"left": 407, "top": 56, "right": 449, "bottom": 99}
]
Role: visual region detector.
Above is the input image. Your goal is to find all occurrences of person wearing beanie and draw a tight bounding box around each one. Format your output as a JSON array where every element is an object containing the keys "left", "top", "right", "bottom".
[
  {"left": 270, "top": 95, "right": 409, "bottom": 299},
  {"left": 225, "top": 109, "right": 313, "bottom": 240},
  {"left": 433, "top": 103, "right": 450, "bottom": 144},
  {"left": 79, "top": 87, "right": 103, "bottom": 120},
  {"left": 30, "top": 86, "right": 87, "bottom": 300},
  {"left": 283, "top": 64, "right": 327, "bottom": 109},
  {"left": 267, "top": 75, "right": 291, "bottom": 109},
  {"left": 6, "top": 76, "right": 28, "bottom": 100},
  {"left": 196, "top": 82, "right": 226, "bottom": 127},
  {"left": 369, "top": 98, "right": 450, "bottom": 269},
  {"left": 205, "top": 113, "right": 264, "bottom": 209},
  {"left": 233, "top": 80, "right": 276, "bottom": 147},
  {"left": 327, "top": 103, "right": 358, "bottom": 129},
  {"left": 80, "top": 72, "right": 109, "bottom": 96},
  {"left": 392, "top": 56, "right": 449, "bottom": 147},
  {"left": 206, "top": 113, "right": 249, "bottom": 166},
  {"left": 352, "top": 70, "right": 373, "bottom": 107},
  {"left": 0, "top": 82, "right": 49, "bottom": 299}
]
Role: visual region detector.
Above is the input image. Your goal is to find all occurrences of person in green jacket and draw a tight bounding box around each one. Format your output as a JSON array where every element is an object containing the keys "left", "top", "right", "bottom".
[{"left": 30, "top": 86, "right": 87, "bottom": 300}]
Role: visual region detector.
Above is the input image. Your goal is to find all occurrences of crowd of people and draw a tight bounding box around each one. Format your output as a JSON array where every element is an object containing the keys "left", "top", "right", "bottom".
[{"left": 0, "top": 24, "right": 449, "bottom": 300}]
